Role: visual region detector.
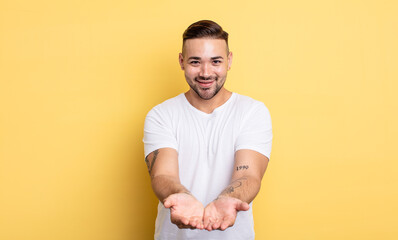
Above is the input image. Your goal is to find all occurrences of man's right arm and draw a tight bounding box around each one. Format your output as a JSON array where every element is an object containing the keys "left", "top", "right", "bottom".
[
  {"left": 145, "top": 148, "right": 187, "bottom": 201},
  {"left": 145, "top": 147, "right": 204, "bottom": 229}
]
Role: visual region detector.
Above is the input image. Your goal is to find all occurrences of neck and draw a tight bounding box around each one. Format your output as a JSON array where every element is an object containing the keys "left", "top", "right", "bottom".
[{"left": 185, "top": 88, "right": 232, "bottom": 114}]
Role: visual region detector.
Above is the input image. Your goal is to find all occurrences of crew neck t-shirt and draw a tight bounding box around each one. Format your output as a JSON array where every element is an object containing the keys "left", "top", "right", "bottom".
[{"left": 143, "top": 92, "right": 273, "bottom": 240}]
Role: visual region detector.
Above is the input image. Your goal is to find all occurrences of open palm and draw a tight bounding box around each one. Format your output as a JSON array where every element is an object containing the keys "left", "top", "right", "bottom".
[
  {"left": 203, "top": 196, "right": 250, "bottom": 231},
  {"left": 163, "top": 193, "right": 205, "bottom": 229}
]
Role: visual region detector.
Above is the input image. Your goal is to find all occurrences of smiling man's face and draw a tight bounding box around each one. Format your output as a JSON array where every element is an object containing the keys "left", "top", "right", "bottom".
[{"left": 179, "top": 38, "right": 232, "bottom": 100}]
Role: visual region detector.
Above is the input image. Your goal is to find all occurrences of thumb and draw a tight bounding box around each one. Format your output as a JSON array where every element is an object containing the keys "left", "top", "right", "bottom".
[
  {"left": 236, "top": 201, "right": 250, "bottom": 211},
  {"left": 163, "top": 196, "right": 175, "bottom": 208}
]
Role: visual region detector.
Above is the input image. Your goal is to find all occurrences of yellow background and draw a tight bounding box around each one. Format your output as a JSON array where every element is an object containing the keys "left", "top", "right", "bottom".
[{"left": 1, "top": 0, "right": 397, "bottom": 239}]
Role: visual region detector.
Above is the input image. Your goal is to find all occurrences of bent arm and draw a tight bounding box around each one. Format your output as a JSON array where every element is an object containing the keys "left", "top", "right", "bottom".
[
  {"left": 203, "top": 149, "right": 269, "bottom": 231},
  {"left": 146, "top": 147, "right": 205, "bottom": 229},
  {"left": 145, "top": 148, "right": 188, "bottom": 202},
  {"left": 218, "top": 149, "right": 269, "bottom": 203}
]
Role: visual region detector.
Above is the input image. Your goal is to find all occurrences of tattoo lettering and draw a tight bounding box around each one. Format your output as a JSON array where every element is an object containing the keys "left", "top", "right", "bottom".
[
  {"left": 236, "top": 165, "right": 249, "bottom": 171},
  {"left": 145, "top": 149, "right": 159, "bottom": 175}
]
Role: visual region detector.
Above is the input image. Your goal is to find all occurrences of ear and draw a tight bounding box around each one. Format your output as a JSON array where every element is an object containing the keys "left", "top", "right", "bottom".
[
  {"left": 179, "top": 53, "right": 184, "bottom": 70},
  {"left": 227, "top": 51, "right": 233, "bottom": 70}
]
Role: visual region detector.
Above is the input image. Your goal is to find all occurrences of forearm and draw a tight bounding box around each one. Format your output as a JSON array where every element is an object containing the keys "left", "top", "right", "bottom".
[
  {"left": 151, "top": 174, "right": 190, "bottom": 203},
  {"left": 218, "top": 176, "right": 261, "bottom": 203}
]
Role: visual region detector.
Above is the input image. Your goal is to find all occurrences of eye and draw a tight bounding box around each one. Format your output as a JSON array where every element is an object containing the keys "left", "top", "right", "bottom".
[
  {"left": 189, "top": 61, "right": 200, "bottom": 65},
  {"left": 213, "top": 60, "right": 222, "bottom": 64}
]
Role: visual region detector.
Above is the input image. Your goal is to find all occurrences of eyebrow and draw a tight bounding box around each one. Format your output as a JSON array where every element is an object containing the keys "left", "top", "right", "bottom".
[
  {"left": 187, "top": 56, "right": 201, "bottom": 60},
  {"left": 187, "top": 56, "right": 224, "bottom": 60},
  {"left": 211, "top": 56, "right": 224, "bottom": 60}
]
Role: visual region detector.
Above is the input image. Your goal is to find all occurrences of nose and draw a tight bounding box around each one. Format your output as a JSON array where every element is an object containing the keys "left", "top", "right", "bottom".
[{"left": 199, "top": 63, "right": 211, "bottom": 79}]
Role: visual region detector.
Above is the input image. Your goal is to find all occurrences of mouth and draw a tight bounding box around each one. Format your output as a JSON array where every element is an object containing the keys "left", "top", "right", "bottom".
[{"left": 195, "top": 79, "right": 215, "bottom": 88}]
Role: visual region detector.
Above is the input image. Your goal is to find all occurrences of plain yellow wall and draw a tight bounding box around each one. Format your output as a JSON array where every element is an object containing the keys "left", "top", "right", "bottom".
[{"left": 1, "top": 0, "right": 397, "bottom": 239}]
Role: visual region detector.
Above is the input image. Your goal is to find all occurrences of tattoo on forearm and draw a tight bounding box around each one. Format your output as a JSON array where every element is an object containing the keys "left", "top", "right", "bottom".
[
  {"left": 236, "top": 165, "right": 249, "bottom": 171},
  {"left": 145, "top": 149, "right": 159, "bottom": 175},
  {"left": 220, "top": 177, "right": 248, "bottom": 196}
]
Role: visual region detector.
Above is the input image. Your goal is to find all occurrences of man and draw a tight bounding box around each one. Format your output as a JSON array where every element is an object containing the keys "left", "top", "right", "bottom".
[{"left": 143, "top": 20, "right": 272, "bottom": 239}]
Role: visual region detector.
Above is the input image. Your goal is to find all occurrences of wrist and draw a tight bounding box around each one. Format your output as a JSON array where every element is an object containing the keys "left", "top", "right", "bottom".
[
  {"left": 215, "top": 195, "right": 233, "bottom": 201},
  {"left": 176, "top": 185, "right": 191, "bottom": 195}
]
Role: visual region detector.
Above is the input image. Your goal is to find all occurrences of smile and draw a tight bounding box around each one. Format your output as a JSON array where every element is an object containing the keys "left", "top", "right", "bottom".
[{"left": 196, "top": 80, "right": 214, "bottom": 88}]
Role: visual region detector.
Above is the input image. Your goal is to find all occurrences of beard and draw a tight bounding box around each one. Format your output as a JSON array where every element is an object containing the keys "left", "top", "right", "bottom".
[{"left": 188, "top": 76, "right": 225, "bottom": 100}]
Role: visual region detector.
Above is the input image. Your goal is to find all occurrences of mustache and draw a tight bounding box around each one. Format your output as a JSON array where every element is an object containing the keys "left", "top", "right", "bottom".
[{"left": 195, "top": 76, "right": 218, "bottom": 81}]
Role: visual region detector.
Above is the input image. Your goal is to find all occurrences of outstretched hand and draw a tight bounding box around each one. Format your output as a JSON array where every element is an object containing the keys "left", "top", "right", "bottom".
[
  {"left": 163, "top": 193, "right": 205, "bottom": 230},
  {"left": 203, "top": 196, "right": 250, "bottom": 231},
  {"left": 164, "top": 194, "right": 249, "bottom": 231}
]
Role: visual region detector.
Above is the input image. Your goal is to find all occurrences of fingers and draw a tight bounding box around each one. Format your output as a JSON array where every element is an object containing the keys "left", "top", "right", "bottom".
[
  {"left": 203, "top": 214, "right": 210, "bottom": 230},
  {"left": 205, "top": 217, "right": 234, "bottom": 231},
  {"left": 204, "top": 217, "right": 214, "bottom": 231},
  {"left": 175, "top": 215, "right": 228, "bottom": 231},
  {"left": 220, "top": 221, "right": 230, "bottom": 231},
  {"left": 189, "top": 217, "right": 198, "bottom": 228},
  {"left": 207, "top": 216, "right": 234, "bottom": 231},
  {"left": 171, "top": 215, "right": 185, "bottom": 225},
  {"left": 196, "top": 221, "right": 204, "bottom": 230},
  {"left": 197, "top": 217, "right": 205, "bottom": 230},
  {"left": 174, "top": 217, "right": 204, "bottom": 230},
  {"left": 189, "top": 218, "right": 197, "bottom": 228},
  {"left": 171, "top": 210, "right": 204, "bottom": 230},
  {"left": 182, "top": 217, "right": 189, "bottom": 225},
  {"left": 176, "top": 223, "right": 193, "bottom": 229},
  {"left": 211, "top": 219, "right": 221, "bottom": 230},
  {"left": 189, "top": 215, "right": 234, "bottom": 231},
  {"left": 203, "top": 210, "right": 217, "bottom": 231},
  {"left": 204, "top": 204, "right": 217, "bottom": 231},
  {"left": 195, "top": 217, "right": 205, "bottom": 230},
  {"left": 189, "top": 217, "right": 204, "bottom": 230},
  {"left": 204, "top": 217, "right": 223, "bottom": 231},
  {"left": 207, "top": 220, "right": 214, "bottom": 231},
  {"left": 220, "top": 216, "right": 235, "bottom": 231},
  {"left": 172, "top": 216, "right": 189, "bottom": 228}
]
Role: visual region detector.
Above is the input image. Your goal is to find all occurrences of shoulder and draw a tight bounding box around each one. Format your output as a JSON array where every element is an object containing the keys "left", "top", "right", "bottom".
[
  {"left": 145, "top": 94, "right": 185, "bottom": 119},
  {"left": 233, "top": 93, "right": 270, "bottom": 115}
]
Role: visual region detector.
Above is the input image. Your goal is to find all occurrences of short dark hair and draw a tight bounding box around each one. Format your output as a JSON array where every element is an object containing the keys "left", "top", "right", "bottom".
[{"left": 182, "top": 20, "right": 229, "bottom": 52}]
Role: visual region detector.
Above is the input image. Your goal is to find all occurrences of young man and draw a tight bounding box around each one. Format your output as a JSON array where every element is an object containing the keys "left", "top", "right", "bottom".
[{"left": 143, "top": 20, "right": 273, "bottom": 240}]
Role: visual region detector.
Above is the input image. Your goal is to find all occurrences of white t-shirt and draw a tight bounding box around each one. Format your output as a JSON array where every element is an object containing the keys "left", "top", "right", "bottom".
[{"left": 143, "top": 92, "right": 272, "bottom": 240}]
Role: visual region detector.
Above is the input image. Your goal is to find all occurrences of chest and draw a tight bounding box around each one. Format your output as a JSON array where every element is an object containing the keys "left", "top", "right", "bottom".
[{"left": 173, "top": 110, "right": 242, "bottom": 159}]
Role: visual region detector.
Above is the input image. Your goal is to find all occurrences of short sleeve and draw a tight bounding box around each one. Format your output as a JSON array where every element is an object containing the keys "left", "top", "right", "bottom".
[
  {"left": 235, "top": 103, "right": 273, "bottom": 159},
  {"left": 143, "top": 108, "right": 178, "bottom": 158}
]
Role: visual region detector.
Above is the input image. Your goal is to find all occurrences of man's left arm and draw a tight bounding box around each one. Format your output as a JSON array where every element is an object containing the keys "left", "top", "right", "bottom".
[{"left": 203, "top": 149, "right": 269, "bottom": 231}]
